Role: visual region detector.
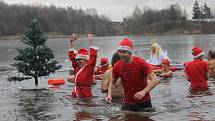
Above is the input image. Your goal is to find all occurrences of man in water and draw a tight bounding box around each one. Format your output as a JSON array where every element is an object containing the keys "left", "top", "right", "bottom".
[
  {"left": 68, "top": 33, "right": 98, "bottom": 98},
  {"left": 101, "top": 52, "right": 124, "bottom": 98},
  {"left": 185, "top": 47, "right": 209, "bottom": 89},
  {"left": 106, "top": 38, "right": 159, "bottom": 111},
  {"left": 207, "top": 50, "right": 215, "bottom": 79}
]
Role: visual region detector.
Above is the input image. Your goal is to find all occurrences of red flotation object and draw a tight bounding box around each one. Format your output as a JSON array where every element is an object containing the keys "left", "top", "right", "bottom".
[
  {"left": 148, "top": 64, "right": 184, "bottom": 72},
  {"left": 48, "top": 78, "right": 65, "bottom": 85}
]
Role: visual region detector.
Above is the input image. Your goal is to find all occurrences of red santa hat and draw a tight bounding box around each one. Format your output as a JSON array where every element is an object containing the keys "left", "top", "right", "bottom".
[
  {"left": 117, "top": 38, "right": 133, "bottom": 53},
  {"left": 75, "top": 48, "right": 89, "bottom": 61},
  {"left": 162, "top": 59, "right": 170, "bottom": 66},
  {"left": 100, "top": 57, "right": 109, "bottom": 67},
  {"left": 191, "top": 47, "right": 204, "bottom": 58}
]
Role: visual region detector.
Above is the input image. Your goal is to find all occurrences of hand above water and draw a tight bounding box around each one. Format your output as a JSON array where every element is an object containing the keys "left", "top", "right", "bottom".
[
  {"left": 70, "top": 33, "right": 79, "bottom": 42},
  {"left": 88, "top": 33, "right": 95, "bottom": 43},
  {"left": 105, "top": 95, "right": 112, "bottom": 103},
  {"left": 133, "top": 90, "right": 146, "bottom": 100}
]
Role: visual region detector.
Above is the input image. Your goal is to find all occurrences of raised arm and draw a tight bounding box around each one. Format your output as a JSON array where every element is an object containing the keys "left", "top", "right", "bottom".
[
  {"left": 88, "top": 33, "right": 95, "bottom": 46},
  {"left": 68, "top": 33, "right": 79, "bottom": 68},
  {"left": 69, "top": 33, "right": 79, "bottom": 48},
  {"left": 87, "top": 33, "right": 98, "bottom": 70}
]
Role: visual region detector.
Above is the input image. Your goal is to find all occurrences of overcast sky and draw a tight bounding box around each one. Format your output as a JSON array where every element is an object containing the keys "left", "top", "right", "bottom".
[{"left": 2, "top": 0, "right": 215, "bottom": 21}]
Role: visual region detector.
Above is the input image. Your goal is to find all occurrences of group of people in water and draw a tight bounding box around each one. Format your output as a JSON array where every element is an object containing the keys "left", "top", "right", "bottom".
[{"left": 67, "top": 33, "right": 215, "bottom": 112}]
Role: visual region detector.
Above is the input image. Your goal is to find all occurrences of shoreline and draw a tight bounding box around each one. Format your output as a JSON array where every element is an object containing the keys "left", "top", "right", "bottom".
[
  {"left": 0, "top": 34, "right": 70, "bottom": 40},
  {"left": 1, "top": 32, "right": 215, "bottom": 40}
]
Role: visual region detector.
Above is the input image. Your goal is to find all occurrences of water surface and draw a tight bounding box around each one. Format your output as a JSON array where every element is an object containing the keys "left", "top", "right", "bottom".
[{"left": 0, "top": 35, "right": 215, "bottom": 121}]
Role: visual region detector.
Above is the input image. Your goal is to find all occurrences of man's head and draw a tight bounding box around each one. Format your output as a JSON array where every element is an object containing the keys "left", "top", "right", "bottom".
[
  {"left": 208, "top": 50, "right": 215, "bottom": 60},
  {"left": 111, "top": 52, "right": 121, "bottom": 67},
  {"left": 75, "top": 48, "right": 89, "bottom": 67},
  {"left": 191, "top": 47, "right": 204, "bottom": 59},
  {"left": 117, "top": 38, "right": 133, "bottom": 62},
  {"left": 161, "top": 59, "right": 170, "bottom": 69},
  {"left": 100, "top": 57, "right": 109, "bottom": 67}
]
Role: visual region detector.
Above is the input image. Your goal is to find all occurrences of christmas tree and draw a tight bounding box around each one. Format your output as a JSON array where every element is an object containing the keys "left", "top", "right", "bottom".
[{"left": 8, "top": 17, "right": 62, "bottom": 86}]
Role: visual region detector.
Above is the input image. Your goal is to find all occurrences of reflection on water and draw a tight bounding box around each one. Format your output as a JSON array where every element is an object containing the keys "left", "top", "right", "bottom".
[
  {"left": 188, "top": 88, "right": 213, "bottom": 98},
  {"left": 0, "top": 66, "right": 14, "bottom": 78},
  {"left": 184, "top": 88, "right": 215, "bottom": 121},
  {"left": 74, "top": 111, "right": 98, "bottom": 121},
  {"left": 17, "top": 90, "right": 57, "bottom": 121},
  {"left": 1, "top": 35, "right": 215, "bottom": 120},
  {"left": 110, "top": 112, "right": 154, "bottom": 121}
]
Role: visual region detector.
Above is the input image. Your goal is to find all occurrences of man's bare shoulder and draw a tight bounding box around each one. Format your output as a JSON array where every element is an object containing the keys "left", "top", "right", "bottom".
[{"left": 104, "top": 68, "right": 112, "bottom": 75}]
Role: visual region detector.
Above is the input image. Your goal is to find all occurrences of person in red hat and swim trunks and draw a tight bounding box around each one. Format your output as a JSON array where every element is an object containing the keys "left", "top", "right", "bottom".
[
  {"left": 68, "top": 33, "right": 98, "bottom": 98},
  {"left": 105, "top": 38, "right": 159, "bottom": 112},
  {"left": 184, "top": 47, "right": 209, "bottom": 90}
]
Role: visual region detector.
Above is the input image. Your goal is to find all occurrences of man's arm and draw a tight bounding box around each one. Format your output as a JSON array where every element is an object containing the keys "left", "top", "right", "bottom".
[
  {"left": 69, "top": 33, "right": 78, "bottom": 48},
  {"left": 88, "top": 33, "right": 95, "bottom": 46},
  {"left": 159, "top": 70, "right": 173, "bottom": 77},
  {"left": 134, "top": 72, "right": 159, "bottom": 100},
  {"left": 101, "top": 70, "right": 111, "bottom": 93},
  {"left": 105, "top": 78, "right": 118, "bottom": 103},
  {"left": 68, "top": 33, "right": 79, "bottom": 69},
  {"left": 184, "top": 66, "right": 190, "bottom": 82},
  {"left": 184, "top": 73, "right": 190, "bottom": 82},
  {"left": 88, "top": 34, "right": 98, "bottom": 68},
  {"left": 206, "top": 72, "right": 209, "bottom": 80}
]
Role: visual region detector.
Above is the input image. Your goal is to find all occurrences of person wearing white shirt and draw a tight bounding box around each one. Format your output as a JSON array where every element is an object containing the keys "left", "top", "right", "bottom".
[{"left": 147, "top": 42, "right": 170, "bottom": 65}]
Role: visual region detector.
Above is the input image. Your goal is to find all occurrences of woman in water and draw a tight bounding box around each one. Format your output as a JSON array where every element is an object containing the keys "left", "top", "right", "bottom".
[{"left": 147, "top": 40, "right": 170, "bottom": 65}]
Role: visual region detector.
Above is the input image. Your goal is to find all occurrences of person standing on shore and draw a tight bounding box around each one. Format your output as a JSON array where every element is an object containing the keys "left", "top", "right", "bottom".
[
  {"left": 68, "top": 33, "right": 98, "bottom": 98},
  {"left": 106, "top": 38, "right": 159, "bottom": 112}
]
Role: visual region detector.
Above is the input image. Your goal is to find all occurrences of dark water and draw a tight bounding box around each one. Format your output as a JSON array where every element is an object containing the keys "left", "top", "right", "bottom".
[{"left": 0, "top": 35, "right": 215, "bottom": 121}]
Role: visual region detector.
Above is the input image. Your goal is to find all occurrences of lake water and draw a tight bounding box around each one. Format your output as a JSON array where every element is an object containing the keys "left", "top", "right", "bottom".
[{"left": 0, "top": 35, "right": 215, "bottom": 121}]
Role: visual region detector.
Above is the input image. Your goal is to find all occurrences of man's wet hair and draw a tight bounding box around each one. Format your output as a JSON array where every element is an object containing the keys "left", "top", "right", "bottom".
[
  {"left": 209, "top": 50, "right": 215, "bottom": 59},
  {"left": 111, "top": 52, "right": 121, "bottom": 66}
]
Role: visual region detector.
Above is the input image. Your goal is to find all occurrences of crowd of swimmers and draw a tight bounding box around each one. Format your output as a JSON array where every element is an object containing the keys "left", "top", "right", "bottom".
[{"left": 66, "top": 33, "right": 215, "bottom": 112}]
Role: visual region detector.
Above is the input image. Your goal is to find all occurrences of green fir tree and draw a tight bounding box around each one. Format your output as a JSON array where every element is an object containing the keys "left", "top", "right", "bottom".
[
  {"left": 192, "top": 1, "right": 201, "bottom": 20},
  {"left": 8, "top": 17, "right": 62, "bottom": 86},
  {"left": 202, "top": 3, "right": 213, "bottom": 19}
]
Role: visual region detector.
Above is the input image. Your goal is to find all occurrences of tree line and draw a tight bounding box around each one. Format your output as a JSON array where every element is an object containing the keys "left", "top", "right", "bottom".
[
  {"left": 124, "top": 2, "right": 215, "bottom": 35},
  {"left": 0, "top": 1, "right": 116, "bottom": 36},
  {"left": 192, "top": 1, "right": 214, "bottom": 21},
  {"left": 123, "top": 4, "right": 187, "bottom": 34},
  {"left": 1, "top": 1, "right": 215, "bottom": 37}
]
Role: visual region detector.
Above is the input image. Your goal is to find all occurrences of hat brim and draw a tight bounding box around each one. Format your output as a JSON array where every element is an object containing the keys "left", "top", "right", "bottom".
[
  {"left": 193, "top": 52, "right": 204, "bottom": 58},
  {"left": 117, "top": 46, "right": 132, "bottom": 53}
]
